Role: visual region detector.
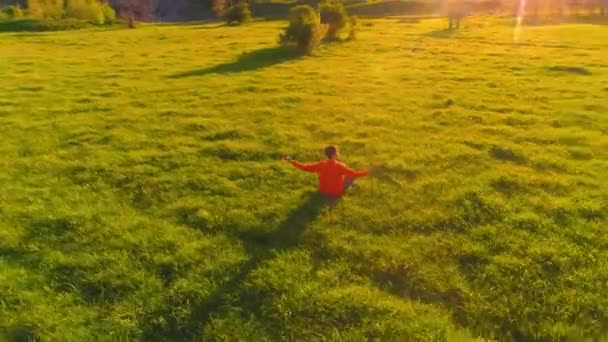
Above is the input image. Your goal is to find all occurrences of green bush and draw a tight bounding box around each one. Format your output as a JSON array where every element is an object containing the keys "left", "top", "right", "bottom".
[
  {"left": 3, "top": 5, "right": 24, "bottom": 18},
  {"left": 286, "top": 4, "right": 317, "bottom": 24},
  {"left": 319, "top": 2, "right": 348, "bottom": 40},
  {"left": 292, "top": 21, "right": 325, "bottom": 54},
  {"left": 279, "top": 5, "right": 326, "bottom": 55},
  {"left": 28, "top": 0, "right": 65, "bottom": 20},
  {"left": 224, "top": 3, "right": 252, "bottom": 25},
  {"left": 65, "top": 0, "right": 104, "bottom": 24},
  {"left": 0, "top": 18, "right": 91, "bottom": 32},
  {"left": 0, "top": 11, "right": 7, "bottom": 21},
  {"left": 100, "top": 2, "right": 116, "bottom": 24},
  {"left": 37, "top": 17, "right": 90, "bottom": 30}
]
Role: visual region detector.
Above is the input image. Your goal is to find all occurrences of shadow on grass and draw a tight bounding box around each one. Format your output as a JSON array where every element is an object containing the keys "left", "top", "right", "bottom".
[
  {"left": 0, "top": 325, "right": 39, "bottom": 342},
  {"left": 168, "top": 46, "right": 299, "bottom": 78},
  {"left": 565, "top": 15, "right": 608, "bottom": 25},
  {"left": 189, "top": 23, "right": 228, "bottom": 30},
  {"left": 0, "top": 19, "right": 45, "bottom": 32},
  {"left": 0, "top": 18, "right": 91, "bottom": 32},
  {"left": 154, "top": 20, "right": 220, "bottom": 27},
  {"left": 0, "top": 246, "right": 37, "bottom": 264},
  {"left": 141, "top": 192, "right": 335, "bottom": 340},
  {"left": 157, "top": 20, "right": 230, "bottom": 30},
  {"left": 501, "top": 15, "right": 608, "bottom": 26},
  {"left": 421, "top": 27, "right": 459, "bottom": 38},
  {"left": 396, "top": 17, "right": 421, "bottom": 23},
  {"left": 547, "top": 65, "right": 592, "bottom": 75}
]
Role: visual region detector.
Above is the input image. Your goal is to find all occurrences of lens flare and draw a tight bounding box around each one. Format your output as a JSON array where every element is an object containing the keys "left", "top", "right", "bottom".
[{"left": 514, "top": 0, "right": 527, "bottom": 42}]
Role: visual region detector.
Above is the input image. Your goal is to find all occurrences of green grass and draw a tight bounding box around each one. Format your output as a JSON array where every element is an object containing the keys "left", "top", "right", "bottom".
[{"left": 1, "top": 17, "right": 607, "bottom": 340}]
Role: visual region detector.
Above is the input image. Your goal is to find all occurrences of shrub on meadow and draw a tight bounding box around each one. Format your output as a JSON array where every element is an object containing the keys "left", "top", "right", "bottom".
[
  {"left": 3, "top": 5, "right": 24, "bottom": 19},
  {"left": 65, "top": 0, "right": 104, "bottom": 24},
  {"left": 280, "top": 5, "right": 326, "bottom": 54},
  {"left": 224, "top": 3, "right": 252, "bottom": 25},
  {"left": 28, "top": 0, "right": 65, "bottom": 19},
  {"left": 101, "top": 2, "right": 116, "bottom": 24},
  {"left": 319, "top": 2, "right": 348, "bottom": 40}
]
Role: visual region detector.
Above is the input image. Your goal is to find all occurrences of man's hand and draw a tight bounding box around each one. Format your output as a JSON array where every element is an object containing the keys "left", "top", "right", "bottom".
[
  {"left": 369, "top": 161, "right": 381, "bottom": 176},
  {"left": 280, "top": 154, "right": 291, "bottom": 162}
]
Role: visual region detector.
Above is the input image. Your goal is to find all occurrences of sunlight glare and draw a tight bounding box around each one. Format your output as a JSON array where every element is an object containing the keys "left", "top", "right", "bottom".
[{"left": 514, "top": 0, "right": 527, "bottom": 42}]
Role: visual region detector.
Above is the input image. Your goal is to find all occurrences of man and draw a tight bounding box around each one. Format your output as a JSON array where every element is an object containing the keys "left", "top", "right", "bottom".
[{"left": 282, "top": 146, "right": 369, "bottom": 197}]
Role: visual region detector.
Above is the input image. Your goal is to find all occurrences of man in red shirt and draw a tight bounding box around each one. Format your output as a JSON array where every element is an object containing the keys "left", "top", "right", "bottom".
[{"left": 282, "top": 146, "right": 369, "bottom": 197}]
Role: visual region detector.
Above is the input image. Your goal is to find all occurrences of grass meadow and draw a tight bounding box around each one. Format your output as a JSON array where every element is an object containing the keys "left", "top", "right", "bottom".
[{"left": 0, "top": 17, "right": 607, "bottom": 340}]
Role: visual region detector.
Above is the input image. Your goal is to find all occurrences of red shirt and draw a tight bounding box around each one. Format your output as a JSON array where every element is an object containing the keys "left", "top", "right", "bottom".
[{"left": 291, "top": 159, "right": 368, "bottom": 196}]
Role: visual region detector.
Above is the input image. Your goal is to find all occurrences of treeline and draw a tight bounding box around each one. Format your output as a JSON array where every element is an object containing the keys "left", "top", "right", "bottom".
[
  {"left": 117, "top": 0, "right": 608, "bottom": 19},
  {"left": 507, "top": 0, "right": 608, "bottom": 16},
  {"left": 1, "top": 0, "right": 606, "bottom": 22}
]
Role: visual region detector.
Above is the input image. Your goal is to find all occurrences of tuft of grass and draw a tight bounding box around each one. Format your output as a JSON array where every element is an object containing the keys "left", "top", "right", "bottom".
[{"left": 0, "top": 17, "right": 607, "bottom": 340}]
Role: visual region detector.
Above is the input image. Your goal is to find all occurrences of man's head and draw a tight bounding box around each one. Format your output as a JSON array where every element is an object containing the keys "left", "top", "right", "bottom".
[{"left": 324, "top": 145, "right": 338, "bottom": 160}]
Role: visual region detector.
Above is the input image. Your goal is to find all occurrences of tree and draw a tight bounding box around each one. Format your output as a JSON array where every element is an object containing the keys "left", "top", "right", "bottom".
[
  {"left": 279, "top": 5, "right": 325, "bottom": 54},
  {"left": 110, "top": 0, "right": 155, "bottom": 27},
  {"left": 211, "top": 0, "right": 227, "bottom": 18},
  {"left": 446, "top": 0, "right": 467, "bottom": 28},
  {"left": 155, "top": 0, "right": 189, "bottom": 20},
  {"left": 1, "top": 0, "right": 27, "bottom": 7},
  {"left": 209, "top": 0, "right": 249, "bottom": 20}
]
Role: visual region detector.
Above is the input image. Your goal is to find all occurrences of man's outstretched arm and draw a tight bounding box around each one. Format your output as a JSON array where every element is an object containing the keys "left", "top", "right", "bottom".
[
  {"left": 340, "top": 164, "right": 369, "bottom": 178},
  {"left": 282, "top": 155, "right": 321, "bottom": 172}
]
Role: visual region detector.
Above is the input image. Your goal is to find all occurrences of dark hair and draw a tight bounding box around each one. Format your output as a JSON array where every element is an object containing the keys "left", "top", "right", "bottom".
[{"left": 324, "top": 145, "right": 337, "bottom": 159}]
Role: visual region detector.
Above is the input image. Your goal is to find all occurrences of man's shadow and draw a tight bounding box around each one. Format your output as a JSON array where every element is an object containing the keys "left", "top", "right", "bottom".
[{"left": 142, "top": 192, "right": 336, "bottom": 340}]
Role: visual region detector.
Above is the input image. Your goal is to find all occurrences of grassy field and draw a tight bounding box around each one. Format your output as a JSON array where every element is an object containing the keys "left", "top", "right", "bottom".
[{"left": 1, "top": 17, "right": 607, "bottom": 340}]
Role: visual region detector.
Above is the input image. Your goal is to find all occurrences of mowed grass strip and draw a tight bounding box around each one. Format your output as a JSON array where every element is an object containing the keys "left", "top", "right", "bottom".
[{"left": 0, "top": 17, "right": 607, "bottom": 340}]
